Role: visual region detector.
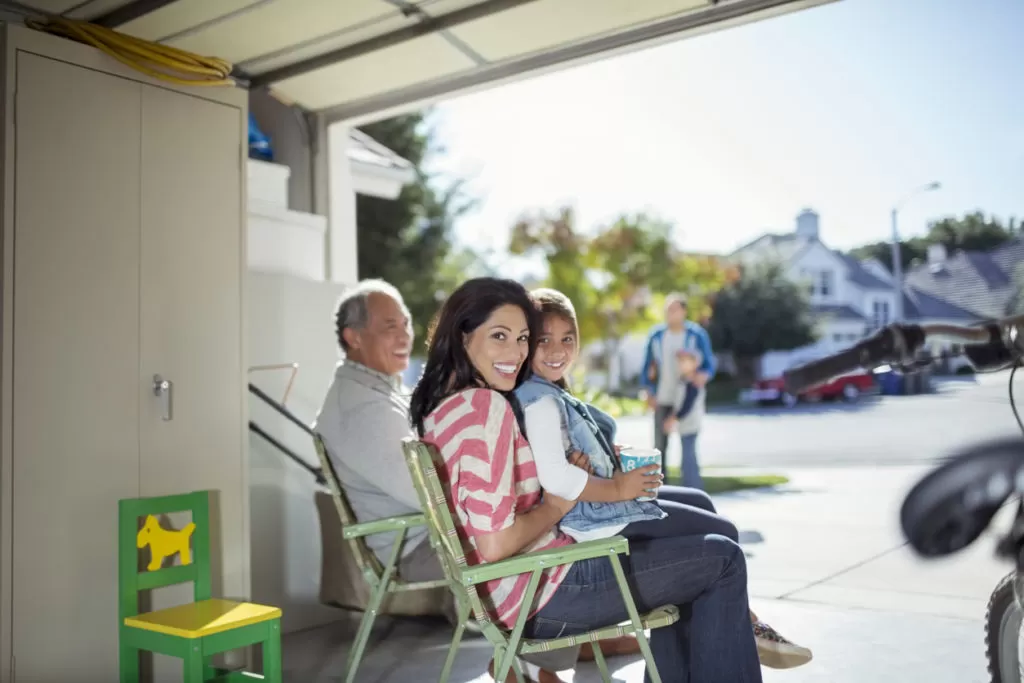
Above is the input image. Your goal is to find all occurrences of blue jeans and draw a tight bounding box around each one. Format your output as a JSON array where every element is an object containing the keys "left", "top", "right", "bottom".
[
  {"left": 623, "top": 485, "right": 737, "bottom": 541},
  {"left": 654, "top": 406, "right": 704, "bottom": 490},
  {"left": 526, "top": 533, "right": 762, "bottom": 683}
]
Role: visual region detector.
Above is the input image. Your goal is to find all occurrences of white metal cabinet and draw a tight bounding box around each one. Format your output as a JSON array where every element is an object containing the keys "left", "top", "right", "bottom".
[
  {"left": 0, "top": 24, "right": 248, "bottom": 683},
  {"left": 10, "top": 51, "right": 144, "bottom": 683}
]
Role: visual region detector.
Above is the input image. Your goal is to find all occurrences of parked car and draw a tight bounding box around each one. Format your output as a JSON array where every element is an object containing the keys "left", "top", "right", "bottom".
[{"left": 742, "top": 371, "right": 876, "bottom": 407}]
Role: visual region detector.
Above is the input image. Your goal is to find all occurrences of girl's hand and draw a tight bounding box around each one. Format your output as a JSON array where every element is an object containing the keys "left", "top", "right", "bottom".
[
  {"left": 568, "top": 450, "right": 594, "bottom": 474},
  {"left": 612, "top": 465, "right": 662, "bottom": 501}
]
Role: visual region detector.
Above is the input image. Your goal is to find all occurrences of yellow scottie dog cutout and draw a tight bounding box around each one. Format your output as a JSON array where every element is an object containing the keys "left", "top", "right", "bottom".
[{"left": 136, "top": 515, "right": 196, "bottom": 571}]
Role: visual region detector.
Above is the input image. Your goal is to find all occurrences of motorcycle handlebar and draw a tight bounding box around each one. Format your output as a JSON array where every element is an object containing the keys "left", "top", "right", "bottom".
[{"left": 782, "top": 316, "right": 1024, "bottom": 394}]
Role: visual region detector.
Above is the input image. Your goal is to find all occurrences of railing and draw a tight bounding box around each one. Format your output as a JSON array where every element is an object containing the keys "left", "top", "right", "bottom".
[{"left": 247, "top": 381, "right": 325, "bottom": 486}]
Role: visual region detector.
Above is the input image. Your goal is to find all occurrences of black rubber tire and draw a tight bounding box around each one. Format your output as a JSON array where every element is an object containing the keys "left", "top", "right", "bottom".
[{"left": 986, "top": 570, "right": 1019, "bottom": 683}]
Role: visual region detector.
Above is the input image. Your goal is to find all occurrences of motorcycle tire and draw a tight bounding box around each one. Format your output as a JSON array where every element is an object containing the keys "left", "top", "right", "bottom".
[{"left": 986, "top": 570, "right": 1022, "bottom": 683}]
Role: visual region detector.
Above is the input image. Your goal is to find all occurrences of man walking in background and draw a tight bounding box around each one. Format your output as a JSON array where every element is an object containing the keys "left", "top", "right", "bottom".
[{"left": 640, "top": 293, "right": 717, "bottom": 489}]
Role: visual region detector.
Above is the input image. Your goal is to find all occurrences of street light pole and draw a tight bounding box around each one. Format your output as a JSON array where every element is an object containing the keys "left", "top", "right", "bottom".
[
  {"left": 890, "top": 181, "right": 941, "bottom": 323},
  {"left": 890, "top": 207, "right": 904, "bottom": 322}
]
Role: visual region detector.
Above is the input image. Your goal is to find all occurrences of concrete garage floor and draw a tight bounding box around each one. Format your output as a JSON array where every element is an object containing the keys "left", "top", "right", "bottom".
[{"left": 281, "top": 465, "right": 1004, "bottom": 682}]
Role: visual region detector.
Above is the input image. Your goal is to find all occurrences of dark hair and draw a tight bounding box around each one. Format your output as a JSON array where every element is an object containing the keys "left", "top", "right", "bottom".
[
  {"left": 530, "top": 288, "right": 580, "bottom": 392},
  {"left": 409, "top": 277, "right": 540, "bottom": 436}
]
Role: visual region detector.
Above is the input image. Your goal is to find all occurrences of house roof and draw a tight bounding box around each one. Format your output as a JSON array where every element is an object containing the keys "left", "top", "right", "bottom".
[
  {"left": 902, "top": 287, "right": 980, "bottom": 322},
  {"left": 348, "top": 128, "right": 415, "bottom": 178},
  {"left": 732, "top": 233, "right": 893, "bottom": 291},
  {"left": 812, "top": 303, "right": 866, "bottom": 322},
  {"left": 904, "top": 239, "right": 1024, "bottom": 320},
  {"left": 833, "top": 251, "right": 891, "bottom": 290},
  {"left": 730, "top": 232, "right": 811, "bottom": 263},
  {"left": 24, "top": 0, "right": 837, "bottom": 126}
]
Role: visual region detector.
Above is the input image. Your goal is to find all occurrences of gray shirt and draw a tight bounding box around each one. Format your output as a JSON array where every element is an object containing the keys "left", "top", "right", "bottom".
[
  {"left": 655, "top": 330, "right": 686, "bottom": 405},
  {"left": 313, "top": 360, "right": 427, "bottom": 562}
]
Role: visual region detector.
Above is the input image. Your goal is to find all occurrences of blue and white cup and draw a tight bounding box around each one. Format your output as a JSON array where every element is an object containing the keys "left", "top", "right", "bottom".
[{"left": 618, "top": 447, "right": 662, "bottom": 502}]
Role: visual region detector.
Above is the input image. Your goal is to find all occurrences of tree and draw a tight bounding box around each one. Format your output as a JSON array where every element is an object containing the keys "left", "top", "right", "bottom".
[
  {"left": 509, "top": 206, "right": 735, "bottom": 387},
  {"left": 849, "top": 238, "right": 928, "bottom": 273},
  {"left": 850, "top": 211, "right": 1017, "bottom": 272},
  {"left": 706, "top": 261, "right": 817, "bottom": 382},
  {"left": 927, "top": 211, "right": 1014, "bottom": 252},
  {"left": 355, "top": 113, "right": 476, "bottom": 347}
]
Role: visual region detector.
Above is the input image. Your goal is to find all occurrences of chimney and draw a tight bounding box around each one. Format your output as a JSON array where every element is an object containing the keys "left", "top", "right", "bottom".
[
  {"left": 795, "top": 209, "right": 819, "bottom": 239},
  {"left": 927, "top": 243, "right": 947, "bottom": 266}
]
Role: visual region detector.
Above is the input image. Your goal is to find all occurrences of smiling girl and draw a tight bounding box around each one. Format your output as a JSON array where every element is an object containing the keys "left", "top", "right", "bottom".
[{"left": 515, "top": 288, "right": 813, "bottom": 670}]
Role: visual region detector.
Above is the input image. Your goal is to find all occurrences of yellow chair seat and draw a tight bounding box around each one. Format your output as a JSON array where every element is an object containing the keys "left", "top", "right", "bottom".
[{"left": 124, "top": 598, "right": 282, "bottom": 639}]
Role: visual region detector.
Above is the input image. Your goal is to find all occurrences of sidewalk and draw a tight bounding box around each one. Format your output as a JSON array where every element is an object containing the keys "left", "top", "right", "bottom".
[
  {"left": 716, "top": 465, "right": 1006, "bottom": 683},
  {"left": 282, "top": 465, "right": 1007, "bottom": 682}
]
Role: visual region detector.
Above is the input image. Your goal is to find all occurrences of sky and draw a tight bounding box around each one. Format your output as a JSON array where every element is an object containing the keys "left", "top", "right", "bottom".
[{"left": 425, "top": 0, "right": 1023, "bottom": 268}]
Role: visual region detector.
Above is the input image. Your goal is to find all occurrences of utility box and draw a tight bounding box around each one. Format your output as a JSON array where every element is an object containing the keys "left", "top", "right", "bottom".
[{"left": 0, "top": 23, "right": 249, "bottom": 682}]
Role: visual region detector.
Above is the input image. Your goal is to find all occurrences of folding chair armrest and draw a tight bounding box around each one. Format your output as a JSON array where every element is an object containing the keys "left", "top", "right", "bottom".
[
  {"left": 342, "top": 513, "right": 426, "bottom": 540},
  {"left": 460, "top": 536, "right": 629, "bottom": 585}
]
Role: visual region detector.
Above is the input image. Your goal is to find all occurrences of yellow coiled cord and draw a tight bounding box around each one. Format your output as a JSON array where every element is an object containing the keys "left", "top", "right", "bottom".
[{"left": 26, "top": 17, "right": 234, "bottom": 87}]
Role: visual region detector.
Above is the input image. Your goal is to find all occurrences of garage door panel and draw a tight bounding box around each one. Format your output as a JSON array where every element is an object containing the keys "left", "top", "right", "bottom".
[
  {"left": 274, "top": 33, "right": 476, "bottom": 110},
  {"left": 450, "top": 0, "right": 710, "bottom": 62}
]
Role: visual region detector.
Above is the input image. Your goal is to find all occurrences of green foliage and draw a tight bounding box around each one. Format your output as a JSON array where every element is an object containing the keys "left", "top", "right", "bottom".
[
  {"left": 850, "top": 211, "right": 1018, "bottom": 272},
  {"left": 573, "top": 385, "right": 646, "bottom": 418},
  {"left": 355, "top": 113, "right": 475, "bottom": 347},
  {"left": 706, "top": 261, "right": 816, "bottom": 362},
  {"left": 509, "top": 206, "right": 735, "bottom": 347}
]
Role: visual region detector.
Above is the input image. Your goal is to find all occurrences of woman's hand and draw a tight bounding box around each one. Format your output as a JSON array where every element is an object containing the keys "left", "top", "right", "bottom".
[
  {"left": 612, "top": 465, "right": 662, "bottom": 501},
  {"left": 568, "top": 450, "right": 594, "bottom": 474}
]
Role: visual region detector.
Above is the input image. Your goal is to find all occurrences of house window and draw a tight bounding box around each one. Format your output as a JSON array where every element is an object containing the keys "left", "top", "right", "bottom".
[
  {"left": 819, "top": 270, "right": 833, "bottom": 297},
  {"left": 804, "top": 270, "right": 834, "bottom": 298},
  {"left": 872, "top": 300, "right": 890, "bottom": 329}
]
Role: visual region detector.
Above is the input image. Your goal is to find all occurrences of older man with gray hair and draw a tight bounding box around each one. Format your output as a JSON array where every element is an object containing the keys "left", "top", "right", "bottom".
[
  {"left": 313, "top": 279, "right": 433, "bottom": 576},
  {"left": 314, "top": 279, "right": 581, "bottom": 683}
]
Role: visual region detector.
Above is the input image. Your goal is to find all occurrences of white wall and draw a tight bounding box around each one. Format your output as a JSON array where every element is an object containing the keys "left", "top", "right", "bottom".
[
  {"left": 247, "top": 272, "right": 348, "bottom": 634},
  {"left": 328, "top": 124, "right": 359, "bottom": 284},
  {"left": 789, "top": 241, "right": 850, "bottom": 306}
]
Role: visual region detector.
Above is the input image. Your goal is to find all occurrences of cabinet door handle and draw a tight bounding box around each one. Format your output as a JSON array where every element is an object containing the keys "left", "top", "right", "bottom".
[{"left": 153, "top": 374, "right": 173, "bottom": 421}]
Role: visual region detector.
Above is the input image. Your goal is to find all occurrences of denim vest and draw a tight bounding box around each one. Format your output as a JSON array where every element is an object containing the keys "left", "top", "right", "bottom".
[{"left": 515, "top": 376, "right": 665, "bottom": 533}]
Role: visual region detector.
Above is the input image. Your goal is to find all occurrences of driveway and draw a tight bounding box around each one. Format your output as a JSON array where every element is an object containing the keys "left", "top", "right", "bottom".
[{"left": 615, "top": 373, "right": 1019, "bottom": 468}]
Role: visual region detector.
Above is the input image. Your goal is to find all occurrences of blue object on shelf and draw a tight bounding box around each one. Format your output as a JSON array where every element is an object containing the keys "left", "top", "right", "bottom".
[{"left": 248, "top": 113, "right": 273, "bottom": 161}]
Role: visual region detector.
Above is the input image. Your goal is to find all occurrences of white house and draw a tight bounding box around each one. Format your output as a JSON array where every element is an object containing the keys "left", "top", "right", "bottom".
[{"left": 731, "top": 209, "right": 980, "bottom": 377}]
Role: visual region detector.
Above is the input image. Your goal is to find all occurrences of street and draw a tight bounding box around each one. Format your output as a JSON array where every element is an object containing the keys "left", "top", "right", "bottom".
[{"left": 616, "top": 372, "right": 1020, "bottom": 469}]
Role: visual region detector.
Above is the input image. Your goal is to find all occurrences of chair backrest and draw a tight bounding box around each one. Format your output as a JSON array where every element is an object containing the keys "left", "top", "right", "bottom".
[
  {"left": 312, "top": 433, "right": 385, "bottom": 582},
  {"left": 401, "top": 438, "right": 498, "bottom": 633},
  {"left": 118, "top": 491, "right": 211, "bottom": 622}
]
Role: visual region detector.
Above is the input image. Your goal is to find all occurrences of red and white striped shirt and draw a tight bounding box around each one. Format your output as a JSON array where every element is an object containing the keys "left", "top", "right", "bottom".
[{"left": 422, "top": 388, "right": 573, "bottom": 629}]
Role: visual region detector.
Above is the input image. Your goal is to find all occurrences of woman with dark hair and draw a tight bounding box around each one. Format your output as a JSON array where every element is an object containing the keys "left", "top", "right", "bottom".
[{"left": 410, "top": 277, "right": 763, "bottom": 683}]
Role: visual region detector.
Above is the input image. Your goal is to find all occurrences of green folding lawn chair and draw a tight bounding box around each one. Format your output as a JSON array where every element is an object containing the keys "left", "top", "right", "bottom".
[
  {"left": 313, "top": 434, "right": 451, "bottom": 683},
  {"left": 401, "top": 437, "right": 680, "bottom": 683}
]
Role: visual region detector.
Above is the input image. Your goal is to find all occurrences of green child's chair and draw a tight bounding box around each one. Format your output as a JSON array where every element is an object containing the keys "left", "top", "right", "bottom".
[
  {"left": 401, "top": 438, "right": 680, "bottom": 683},
  {"left": 118, "top": 491, "right": 283, "bottom": 682}
]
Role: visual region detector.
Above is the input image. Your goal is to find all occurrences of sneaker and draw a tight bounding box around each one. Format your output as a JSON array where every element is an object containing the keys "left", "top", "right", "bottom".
[{"left": 753, "top": 620, "right": 813, "bottom": 669}]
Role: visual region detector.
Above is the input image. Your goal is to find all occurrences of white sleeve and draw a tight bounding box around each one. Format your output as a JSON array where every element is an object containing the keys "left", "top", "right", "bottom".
[{"left": 524, "top": 396, "right": 589, "bottom": 501}]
